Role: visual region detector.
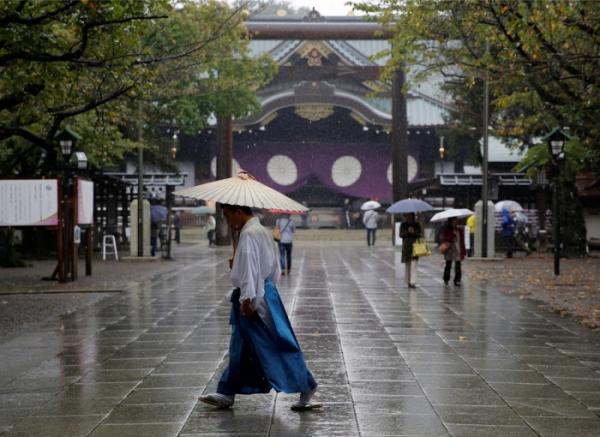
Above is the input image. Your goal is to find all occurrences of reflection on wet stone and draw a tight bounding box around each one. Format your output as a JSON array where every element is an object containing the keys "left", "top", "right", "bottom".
[{"left": 1, "top": 246, "right": 600, "bottom": 436}]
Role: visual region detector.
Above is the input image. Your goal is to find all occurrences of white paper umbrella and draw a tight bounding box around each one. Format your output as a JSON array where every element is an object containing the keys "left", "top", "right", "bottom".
[
  {"left": 174, "top": 170, "right": 308, "bottom": 213},
  {"left": 360, "top": 200, "right": 381, "bottom": 211},
  {"left": 494, "top": 200, "right": 523, "bottom": 212},
  {"left": 430, "top": 208, "right": 474, "bottom": 223}
]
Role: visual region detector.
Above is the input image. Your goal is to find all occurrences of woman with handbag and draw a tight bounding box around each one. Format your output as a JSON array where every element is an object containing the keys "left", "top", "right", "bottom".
[
  {"left": 400, "top": 213, "right": 423, "bottom": 288},
  {"left": 440, "top": 217, "right": 466, "bottom": 286}
]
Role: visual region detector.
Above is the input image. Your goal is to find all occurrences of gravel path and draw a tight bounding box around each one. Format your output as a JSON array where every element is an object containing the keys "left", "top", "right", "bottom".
[{"left": 465, "top": 254, "right": 600, "bottom": 329}]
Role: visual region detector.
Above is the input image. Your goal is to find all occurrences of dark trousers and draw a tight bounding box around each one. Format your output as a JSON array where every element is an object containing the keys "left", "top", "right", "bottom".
[
  {"left": 150, "top": 236, "right": 157, "bottom": 256},
  {"left": 443, "top": 260, "right": 462, "bottom": 284},
  {"left": 279, "top": 242, "right": 292, "bottom": 271},
  {"left": 366, "top": 228, "right": 376, "bottom": 246},
  {"left": 207, "top": 230, "right": 216, "bottom": 246},
  {"left": 503, "top": 235, "right": 514, "bottom": 258},
  {"left": 468, "top": 233, "right": 474, "bottom": 257}
]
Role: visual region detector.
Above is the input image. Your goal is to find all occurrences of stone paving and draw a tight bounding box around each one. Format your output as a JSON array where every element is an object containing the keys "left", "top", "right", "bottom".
[{"left": 1, "top": 244, "right": 600, "bottom": 436}]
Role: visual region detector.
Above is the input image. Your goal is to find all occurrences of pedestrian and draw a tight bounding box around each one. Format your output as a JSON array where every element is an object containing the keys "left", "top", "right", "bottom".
[
  {"left": 173, "top": 211, "right": 182, "bottom": 244},
  {"left": 513, "top": 210, "right": 532, "bottom": 256},
  {"left": 363, "top": 208, "right": 379, "bottom": 246},
  {"left": 206, "top": 214, "right": 216, "bottom": 247},
  {"left": 501, "top": 208, "right": 516, "bottom": 258},
  {"left": 441, "top": 217, "right": 466, "bottom": 286},
  {"left": 400, "top": 213, "right": 422, "bottom": 288},
  {"left": 150, "top": 222, "right": 158, "bottom": 256},
  {"left": 466, "top": 214, "right": 475, "bottom": 257},
  {"left": 199, "top": 203, "right": 319, "bottom": 410},
  {"left": 275, "top": 213, "right": 295, "bottom": 276},
  {"left": 342, "top": 198, "right": 352, "bottom": 229},
  {"left": 301, "top": 201, "right": 309, "bottom": 228}
]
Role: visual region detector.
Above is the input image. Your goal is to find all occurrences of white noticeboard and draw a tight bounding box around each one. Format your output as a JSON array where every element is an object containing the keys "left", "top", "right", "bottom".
[
  {"left": 77, "top": 179, "right": 94, "bottom": 225},
  {"left": 0, "top": 179, "right": 59, "bottom": 226}
]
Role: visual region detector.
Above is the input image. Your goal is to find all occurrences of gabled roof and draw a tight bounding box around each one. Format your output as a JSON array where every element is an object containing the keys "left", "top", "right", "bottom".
[{"left": 246, "top": 34, "right": 450, "bottom": 127}]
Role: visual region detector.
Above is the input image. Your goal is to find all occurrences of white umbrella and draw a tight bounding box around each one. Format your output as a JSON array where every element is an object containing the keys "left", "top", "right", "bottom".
[
  {"left": 430, "top": 208, "right": 474, "bottom": 223},
  {"left": 495, "top": 200, "right": 523, "bottom": 212},
  {"left": 174, "top": 170, "right": 308, "bottom": 213},
  {"left": 360, "top": 200, "right": 381, "bottom": 211}
]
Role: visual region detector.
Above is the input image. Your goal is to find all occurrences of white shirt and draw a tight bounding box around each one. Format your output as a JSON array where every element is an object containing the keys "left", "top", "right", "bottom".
[
  {"left": 206, "top": 215, "right": 216, "bottom": 231},
  {"left": 275, "top": 217, "right": 295, "bottom": 243},
  {"left": 231, "top": 217, "right": 281, "bottom": 321},
  {"left": 363, "top": 210, "right": 379, "bottom": 229}
]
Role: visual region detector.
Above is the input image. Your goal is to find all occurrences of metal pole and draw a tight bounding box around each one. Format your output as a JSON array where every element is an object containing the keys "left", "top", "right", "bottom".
[
  {"left": 57, "top": 175, "right": 66, "bottom": 282},
  {"left": 481, "top": 41, "right": 490, "bottom": 258},
  {"left": 553, "top": 164, "right": 560, "bottom": 275},
  {"left": 63, "top": 170, "right": 72, "bottom": 281},
  {"left": 166, "top": 185, "right": 173, "bottom": 260}
]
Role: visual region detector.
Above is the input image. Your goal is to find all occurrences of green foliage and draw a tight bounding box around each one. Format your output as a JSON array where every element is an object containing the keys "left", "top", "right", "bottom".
[
  {"left": 516, "top": 138, "right": 589, "bottom": 256},
  {"left": 351, "top": 0, "right": 600, "bottom": 166},
  {"left": 351, "top": 0, "right": 597, "bottom": 255},
  {"left": 438, "top": 78, "right": 484, "bottom": 164},
  {"left": 0, "top": 0, "right": 276, "bottom": 176}
]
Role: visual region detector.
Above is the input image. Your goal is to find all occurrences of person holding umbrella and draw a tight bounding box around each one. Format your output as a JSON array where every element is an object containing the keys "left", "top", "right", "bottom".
[
  {"left": 501, "top": 207, "right": 516, "bottom": 258},
  {"left": 400, "top": 213, "right": 422, "bottom": 288},
  {"left": 386, "top": 198, "right": 433, "bottom": 287},
  {"left": 361, "top": 200, "right": 381, "bottom": 246},
  {"left": 150, "top": 202, "right": 167, "bottom": 257},
  {"left": 440, "top": 217, "right": 466, "bottom": 286},
  {"left": 175, "top": 171, "right": 319, "bottom": 411}
]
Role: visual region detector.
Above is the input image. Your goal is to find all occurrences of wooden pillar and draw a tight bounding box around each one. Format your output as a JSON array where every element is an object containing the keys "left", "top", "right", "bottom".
[
  {"left": 85, "top": 227, "right": 92, "bottom": 276},
  {"left": 71, "top": 177, "right": 78, "bottom": 281},
  {"left": 216, "top": 114, "right": 233, "bottom": 246},
  {"left": 165, "top": 185, "right": 174, "bottom": 259},
  {"left": 391, "top": 68, "right": 408, "bottom": 202},
  {"left": 57, "top": 177, "right": 66, "bottom": 282}
]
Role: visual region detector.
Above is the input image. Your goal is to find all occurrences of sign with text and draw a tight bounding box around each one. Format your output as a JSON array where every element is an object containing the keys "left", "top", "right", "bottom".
[
  {"left": 77, "top": 179, "right": 94, "bottom": 225},
  {"left": 0, "top": 179, "right": 59, "bottom": 226}
]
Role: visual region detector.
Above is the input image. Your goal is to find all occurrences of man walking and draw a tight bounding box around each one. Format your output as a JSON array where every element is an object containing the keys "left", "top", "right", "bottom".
[
  {"left": 275, "top": 213, "right": 295, "bottom": 276},
  {"left": 199, "top": 204, "right": 319, "bottom": 410},
  {"left": 363, "top": 208, "right": 379, "bottom": 246}
]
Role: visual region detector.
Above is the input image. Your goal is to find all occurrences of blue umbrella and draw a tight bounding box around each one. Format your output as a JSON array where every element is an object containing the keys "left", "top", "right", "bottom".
[
  {"left": 150, "top": 205, "right": 168, "bottom": 224},
  {"left": 386, "top": 198, "right": 433, "bottom": 214}
]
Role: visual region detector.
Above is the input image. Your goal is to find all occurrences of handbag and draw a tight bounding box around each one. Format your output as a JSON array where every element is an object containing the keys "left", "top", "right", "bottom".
[
  {"left": 412, "top": 238, "right": 431, "bottom": 257},
  {"left": 272, "top": 218, "right": 291, "bottom": 242},
  {"left": 439, "top": 241, "right": 451, "bottom": 255}
]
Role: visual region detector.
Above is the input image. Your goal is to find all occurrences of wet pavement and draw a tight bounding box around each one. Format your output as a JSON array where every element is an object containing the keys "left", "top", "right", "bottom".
[{"left": 1, "top": 244, "right": 600, "bottom": 436}]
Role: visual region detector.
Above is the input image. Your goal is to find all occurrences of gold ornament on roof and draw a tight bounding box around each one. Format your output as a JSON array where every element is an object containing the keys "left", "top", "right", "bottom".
[
  {"left": 295, "top": 105, "right": 334, "bottom": 122},
  {"left": 298, "top": 42, "right": 331, "bottom": 67}
]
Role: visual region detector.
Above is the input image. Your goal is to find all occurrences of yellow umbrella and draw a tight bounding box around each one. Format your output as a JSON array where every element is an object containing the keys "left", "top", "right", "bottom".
[{"left": 174, "top": 170, "right": 308, "bottom": 213}]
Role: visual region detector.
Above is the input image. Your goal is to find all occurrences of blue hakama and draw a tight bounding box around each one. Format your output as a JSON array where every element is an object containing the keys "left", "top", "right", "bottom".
[{"left": 217, "top": 279, "right": 317, "bottom": 395}]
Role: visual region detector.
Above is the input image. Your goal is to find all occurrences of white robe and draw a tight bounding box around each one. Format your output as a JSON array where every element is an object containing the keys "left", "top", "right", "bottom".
[{"left": 231, "top": 217, "right": 281, "bottom": 323}]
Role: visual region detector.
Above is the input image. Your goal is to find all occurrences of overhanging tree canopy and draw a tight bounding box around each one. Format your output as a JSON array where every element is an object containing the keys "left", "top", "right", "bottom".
[
  {"left": 0, "top": 0, "right": 276, "bottom": 175},
  {"left": 352, "top": 0, "right": 600, "bottom": 166}
]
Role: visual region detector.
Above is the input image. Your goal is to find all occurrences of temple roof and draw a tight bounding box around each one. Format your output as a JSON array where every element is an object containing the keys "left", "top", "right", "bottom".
[{"left": 242, "top": 9, "right": 450, "bottom": 129}]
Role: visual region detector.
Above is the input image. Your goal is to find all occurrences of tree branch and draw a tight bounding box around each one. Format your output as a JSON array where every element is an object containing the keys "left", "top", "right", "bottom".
[
  {"left": 0, "top": 14, "right": 166, "bottom": 66},
  {"left": 0, "top": 83, "right": 44, "bottom": 111},
  {"left": 0, "top": 0, "right": 78, "bottom": 27},
  {"left": 48, "top": 84, "right": 135, "bottom": 137}
]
